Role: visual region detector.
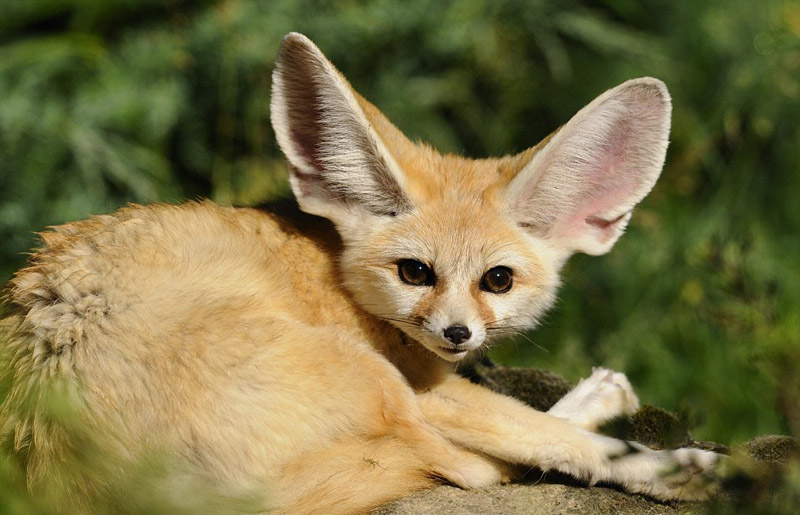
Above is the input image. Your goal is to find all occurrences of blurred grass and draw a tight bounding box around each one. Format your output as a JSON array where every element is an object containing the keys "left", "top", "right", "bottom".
[{"left": 1, "top": 0, "right": 799, "bottom": 511}]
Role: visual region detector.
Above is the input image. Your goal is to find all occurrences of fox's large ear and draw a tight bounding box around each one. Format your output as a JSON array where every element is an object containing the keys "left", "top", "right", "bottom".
[
  {"left": 270, "top": 33, "right": 410, "bottom": 223},
  {"left": 508, "top": 78, "right": 671, "bottom": 257}
]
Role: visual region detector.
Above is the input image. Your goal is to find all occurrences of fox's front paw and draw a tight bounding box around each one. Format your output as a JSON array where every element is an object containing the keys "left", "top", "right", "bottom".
[
  {"left": 548, "top": 367, "right": 640, "bottom": 431},
  {"left": 658, "top": 447, "right": 722, "bottom": 500},
  {"left": 616, "top": 445, "right": 723, "bottom": 501}
]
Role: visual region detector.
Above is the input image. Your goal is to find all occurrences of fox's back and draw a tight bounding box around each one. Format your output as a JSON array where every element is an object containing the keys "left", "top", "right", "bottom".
[
  {"left": 20, "top": 200, "right": 374, "bottom": 322},
  {"left": 8, "top": 201, "right": 344, "bottom": 355}
]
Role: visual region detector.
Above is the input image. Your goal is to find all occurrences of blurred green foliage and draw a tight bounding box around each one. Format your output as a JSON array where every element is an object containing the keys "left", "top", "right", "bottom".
[{"left": 1, "top": 0, "right": 799, "bottom": 511}]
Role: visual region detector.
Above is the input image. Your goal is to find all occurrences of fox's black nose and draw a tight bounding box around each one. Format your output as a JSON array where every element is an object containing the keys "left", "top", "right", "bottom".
[{"left": 443, "top": 325, "right": 471, "bottom": 345}]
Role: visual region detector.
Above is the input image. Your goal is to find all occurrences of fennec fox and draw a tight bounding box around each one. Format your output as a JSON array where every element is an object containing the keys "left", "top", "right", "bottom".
[{"left": 0, "top": 33, "right": 720, "bottom": 512}]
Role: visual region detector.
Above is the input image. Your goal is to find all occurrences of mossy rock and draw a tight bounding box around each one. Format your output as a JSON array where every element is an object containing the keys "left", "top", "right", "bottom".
[
  {"left": 743, "top": 435, "right": 798, "bottom": 463},
  {"left": 464, "top": 360, "right": 572, "bottom": 411}
]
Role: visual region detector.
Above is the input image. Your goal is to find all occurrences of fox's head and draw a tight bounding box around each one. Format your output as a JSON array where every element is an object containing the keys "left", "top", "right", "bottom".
[{"left": 271, "top": 33, "right": 671, "bottom": 362}]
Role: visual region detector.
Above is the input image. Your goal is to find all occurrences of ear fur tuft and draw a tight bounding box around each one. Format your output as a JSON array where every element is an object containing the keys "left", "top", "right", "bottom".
[{"left": 270, "top": 33, "right": 410, "bottom": 222}]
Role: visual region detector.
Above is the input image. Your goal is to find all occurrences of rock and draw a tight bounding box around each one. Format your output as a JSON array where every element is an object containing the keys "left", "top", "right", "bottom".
[{"left": 375, "top": 482, "right": 697, "bottom": 515}]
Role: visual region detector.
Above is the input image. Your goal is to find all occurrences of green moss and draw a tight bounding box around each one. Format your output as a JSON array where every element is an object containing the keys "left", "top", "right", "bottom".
[
  {"left": 743, "top": 435, "right": 799, "bottom": 464},
  {"left": 464, "top": 361, "right": 572, "bottom": 412}
]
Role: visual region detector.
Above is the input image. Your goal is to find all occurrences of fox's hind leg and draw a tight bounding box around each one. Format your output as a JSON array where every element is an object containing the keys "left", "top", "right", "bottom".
[
  {"left": 275, "top": 430, "right": 512, "bottom": 514},
  {"left": 269, "top": 330, "right": 512, "bottom": 514},
  {"left": 547, "top": 367, "right": 640, "bottom": 432}
]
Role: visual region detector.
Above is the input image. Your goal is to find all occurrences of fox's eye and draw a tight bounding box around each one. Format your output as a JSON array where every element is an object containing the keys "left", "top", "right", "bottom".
[
  {"left": 480, "top": 266, "right": 513, "bottom": 294},
  {"left": 397, "top": 259, "right": 435, "bottom": 286}
]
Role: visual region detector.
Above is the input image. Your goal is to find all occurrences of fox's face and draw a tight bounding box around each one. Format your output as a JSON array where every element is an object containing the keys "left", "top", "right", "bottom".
[
  {"left": 270, "top": 34, "right": 671, "bottom": 362},
  {"left": 337, "top": 169, "right": 564, "bottom": 362}
]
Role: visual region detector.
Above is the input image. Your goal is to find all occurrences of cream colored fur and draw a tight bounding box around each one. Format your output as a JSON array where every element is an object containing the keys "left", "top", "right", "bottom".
[{"left": 0, "top": 33, "right": 721, "bottom": 513}]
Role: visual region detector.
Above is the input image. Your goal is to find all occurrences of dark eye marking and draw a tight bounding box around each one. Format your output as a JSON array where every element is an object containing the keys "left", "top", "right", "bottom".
[
  {"left": 480, "top": 266, "right": 513, "bottom": 294},
  {"left": 397, "top": 259, "right": 435, "bottom": 287}
]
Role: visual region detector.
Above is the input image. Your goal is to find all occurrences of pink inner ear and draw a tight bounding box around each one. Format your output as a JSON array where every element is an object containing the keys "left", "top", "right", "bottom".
[
  {"left": 511, "top": 78, "right": 669, "bottom": 255},
  {"left": 550, "top": 157, "right": 642, "bottom": 245}
]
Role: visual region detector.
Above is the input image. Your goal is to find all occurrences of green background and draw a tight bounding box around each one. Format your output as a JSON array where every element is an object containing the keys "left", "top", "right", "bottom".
[{"left": 1, "top": 0, "right": 799, "bottom": 510}]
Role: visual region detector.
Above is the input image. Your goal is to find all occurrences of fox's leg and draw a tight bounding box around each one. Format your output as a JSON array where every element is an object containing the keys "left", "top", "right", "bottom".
[
  {"left": 275, "top": 429, "right": 513, "bottom": 514},
  {"left": 417, "top": 374, "right": 720, "bottom": 501},
  {"left": 547, "top": 367, "right": 639, "bottom": 432},
  {"left": 274, "top": 436, "right": 434, "bottom": 515},
  {"left": 268, "top": 332, "right": 512, "bottom": 514}
]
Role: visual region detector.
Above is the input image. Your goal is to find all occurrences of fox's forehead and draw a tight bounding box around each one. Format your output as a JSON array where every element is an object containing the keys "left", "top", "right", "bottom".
[{"left": 368, "top": 197, "right": 549, "bottom": 282}]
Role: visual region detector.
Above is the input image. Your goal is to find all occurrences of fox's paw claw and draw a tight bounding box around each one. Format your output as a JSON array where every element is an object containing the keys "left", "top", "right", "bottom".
[{"left": 548, "top": 367, "right": 639, "bottom": 431}]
